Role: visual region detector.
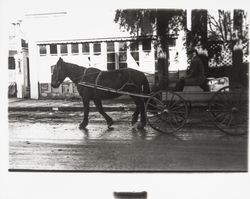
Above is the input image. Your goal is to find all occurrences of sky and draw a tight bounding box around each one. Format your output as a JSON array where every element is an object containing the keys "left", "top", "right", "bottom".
[
  {"left": 21, "top": 8, "right": 131, "bottom": 41},
  {"left": 3, "top": 0, "right": 131, "bottom": 41},
  {"left": 2, "top": 0, "right": 249, "bottom": 42}
]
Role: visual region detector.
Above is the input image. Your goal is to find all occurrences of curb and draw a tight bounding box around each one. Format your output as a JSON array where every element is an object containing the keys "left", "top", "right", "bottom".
[
  {"left": 8, "top": 104, "right": 207, "bottom": 112},
  {"left": 8, "top": 106, "right": 135, "bottom": 112}
]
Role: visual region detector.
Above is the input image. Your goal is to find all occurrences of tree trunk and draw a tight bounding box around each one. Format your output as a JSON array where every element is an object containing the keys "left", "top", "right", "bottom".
[
  {"left": 230, "top": 9, "right": 244, "bottom": 86},
  {"left": 231, "top": 48, "right": 243, "bottom": 86},
  {"left": 191, "top": 9, "right": 208, "bottom": 76},
  {"left": 156, "top": 10, "right": 169, "bottom": 90}
]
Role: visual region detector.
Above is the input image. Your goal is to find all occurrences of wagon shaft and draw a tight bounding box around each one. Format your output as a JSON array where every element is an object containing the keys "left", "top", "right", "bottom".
[{"left": 78, "top": 81, "right": 151, "bottom": 98}]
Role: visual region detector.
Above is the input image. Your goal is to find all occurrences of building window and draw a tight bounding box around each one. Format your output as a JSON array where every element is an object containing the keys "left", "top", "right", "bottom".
[
  {"left": 8, "top": 57, "right": 15, "bottom": 70},
  {"left": 130, "top": 41, "right": 139, "bottom": 66},
  {"left": 93, "top": 43, "right": 101, "bottom": 55},
  {"left": 168, "top": 38, "right": 176, "bottom": 47},
  {"left": 107, "top": 42, "right": 115, "bottom": 52},
  {"left": 50, "top": 44, "right": 57, "bottom": 55},
  {"left": 21, "top": 39, "right": 28, "bottom": 48},
  {"left": 142, "top": 39, "right": 151, "bottom": 51},
  {"left": 119, "top": 41, "right": 127, "bottom": 51},
  {"left": 71, "top": 43, "right": 79, "bottom": 54},
  {"left": 107, "top": 42, "right": 116, "bottom": 70},
  {"left": 60, "top": 44, "right": 68, "bottom": 55},
  {"left": 107, "top": 52, "right": 116, "bottom": 63},
  {"left": 119, "top": 42, "right": 127, "bottom": 69},
  {"left": 82, "top": 43, "right": 89, "bottom": 54},
  {"left": 39, "top": 45, "right": 47, "bottom": 55},
  {"left": 107, "top": 63, "right": 116, "bottom": 70},
  {"left": 130, "top": 41, "right": 139, "bottom": 51}
]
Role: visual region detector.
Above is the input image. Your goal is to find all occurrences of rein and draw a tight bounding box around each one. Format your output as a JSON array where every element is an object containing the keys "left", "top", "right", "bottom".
[
  {"left": 62, "top": 63, "right": 170, "bottom": 85},
  {"left": 68, "top": 70, "right": 170, "bottom": 85},
  {"left": 68, "top": 69, "right": 102, "bottom": 83}
]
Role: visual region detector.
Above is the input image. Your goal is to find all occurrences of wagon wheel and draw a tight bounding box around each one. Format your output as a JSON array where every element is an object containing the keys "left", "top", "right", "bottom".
[
  {"left": 208, "top": 85, "right": 248, "bottom": 136},
  {"left": 145, "top": 90, "right": 189, "bottom": 134}
]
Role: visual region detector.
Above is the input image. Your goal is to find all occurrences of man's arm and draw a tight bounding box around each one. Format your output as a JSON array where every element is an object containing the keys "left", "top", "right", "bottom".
[
  {"left": 198, "top": 58, "right": 205, "bottom": 77},
  {"left": 186, "top": 60, "right": 198, "bottom": 78}
]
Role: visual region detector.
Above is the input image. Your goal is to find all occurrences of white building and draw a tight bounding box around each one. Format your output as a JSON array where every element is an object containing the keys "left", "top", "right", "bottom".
[
  {"left": 8, "top": 21, "right": 30, "bottom": 98},
  {"left": 10, "top": 10, "right": 188, "bottom": 99},
  {"left": 34, "top": 37, "right": 158, "bottom": 98}
]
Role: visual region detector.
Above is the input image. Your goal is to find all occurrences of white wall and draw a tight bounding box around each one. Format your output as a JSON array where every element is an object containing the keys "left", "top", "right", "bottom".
[
  {"left": 168, "top": 30, "right": 188, "bottom": 72},
  {"left": 35, "top": 41, "right": 156, "bottom": 85}
]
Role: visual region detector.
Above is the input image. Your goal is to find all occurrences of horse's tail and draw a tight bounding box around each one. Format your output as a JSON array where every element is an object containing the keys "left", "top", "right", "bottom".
[
  {"left": 141, "top": 73, "right": 150, "bottom": 95},
  {"left": 141, "top": 73, "right": 158, "bottom": 112}
]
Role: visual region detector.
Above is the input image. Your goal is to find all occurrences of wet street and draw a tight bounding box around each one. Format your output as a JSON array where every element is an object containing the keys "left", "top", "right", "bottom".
[{"left": 9, "top": 108, "right": 248, "bottom": 171}]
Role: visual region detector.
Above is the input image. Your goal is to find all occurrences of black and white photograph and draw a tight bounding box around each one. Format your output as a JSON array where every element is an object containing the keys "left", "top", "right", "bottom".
[{"left": 0, "top": 0, "right": 249, "bottom": 198}]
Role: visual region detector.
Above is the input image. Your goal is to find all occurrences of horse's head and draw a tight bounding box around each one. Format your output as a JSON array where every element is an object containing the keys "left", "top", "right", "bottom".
[{"left": 51, "top": 57, "right": 66, "bottom": 88}]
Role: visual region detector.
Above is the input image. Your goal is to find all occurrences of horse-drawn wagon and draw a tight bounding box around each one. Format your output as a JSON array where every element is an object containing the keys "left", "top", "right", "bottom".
[{"left": 52, "top": 58, "right": 248, "bottom": 136}]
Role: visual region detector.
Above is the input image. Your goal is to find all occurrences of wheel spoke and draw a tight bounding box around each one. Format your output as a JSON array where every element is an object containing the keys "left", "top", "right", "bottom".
[
  {"left": 214, "top": 112, "right": 227, "bottom": 121},
  {"left": 171, "top": 104, "right": 185, "bottom": 111},
  {"left": 148, "top": 102, "right": 162, "bottom": 110},
  {"left": 166, "top": 94, "right": 175, "bottom": 107},
  {"left": 154, "top": 97, "right": 165, "bottom": 107},
  {"left": 172, "top": 115, "right": 181, "bottom": 126},
  {"left": 212, "top": 102, "right": 226, "bottom": 107},
  {"left": 169, "top": 99, "right": 182, "bottom": 109},
  {"left": 169, "top": 117, "right": 176, "bottom": 129},
  {"left": 210, "top": 109, "right": 230, "bottom": 112},
  {"left": 148, "top": 109, "right": 162, "bottom": 113},
  {"left": 226, "top": 114, "right": 233, "bottom": 127},
  {"left": 150, "top": 116, "right": 161, "bottom": 126},
  {"left": 174, "top": 112, "right": 186, "bottom": 120},
  {"left": 148, "top": 112, "right": 164, "bottom": 119},
  {"left": 218, "top": 113, "right": 230, "bottom": 125},
  {"left": 171, "top": 110, "right": 187, "bottom": 114},
  {"left": 172, "top": 114, "right": 185, "bottom": 125}
]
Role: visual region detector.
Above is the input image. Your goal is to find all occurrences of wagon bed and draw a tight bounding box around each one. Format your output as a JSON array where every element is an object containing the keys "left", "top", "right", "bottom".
[{"left": 78, "top": 81, "right": 248, "bottom": 136}]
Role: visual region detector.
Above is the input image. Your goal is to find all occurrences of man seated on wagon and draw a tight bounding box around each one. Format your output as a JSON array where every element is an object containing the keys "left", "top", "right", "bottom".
[{"left": 175, "top": 49, "right": 209, "bottom": 91}]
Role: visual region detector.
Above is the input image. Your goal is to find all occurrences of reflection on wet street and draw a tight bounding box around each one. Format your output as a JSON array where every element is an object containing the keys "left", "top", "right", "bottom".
[{"left": 9, "top": 110, "right": 248, "bottom": 171}]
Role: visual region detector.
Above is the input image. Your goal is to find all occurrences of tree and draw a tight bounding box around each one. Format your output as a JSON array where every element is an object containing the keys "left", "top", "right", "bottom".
[
  {"left": 208, "top": 10, "right": 248, "bottom": 50},
  {"left": 208, "top": 10, "right": 233, "bottom": 43},
  {"left": 191, "top": 9, "right": 208, "bottom": 47},
  {"left": 190, "top": 10, "right": 208, "bottom": 75},
  {"left": 207, "top": 9, "right": 248, "bottom": 86},
  {"left": 114, "top": 9, "right": 186, "bottom": 89}
]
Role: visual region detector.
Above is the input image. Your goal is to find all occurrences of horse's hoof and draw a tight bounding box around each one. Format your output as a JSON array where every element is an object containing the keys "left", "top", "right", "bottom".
[
  {"left": 107, "top": 127, "right": 114, "bottom": 131},
  {"left": 137, "top": 122, "right": 146, "bottom": 129},
  {"left": 79, "top": 123, "right": 87, "bottom": 129},
  {"left": 131, "top": 121, "right": 136, "bottom": 126},
  {"left": 107, "top": 120, "right": 114, "bottom": 128},
  {"left": 131, "top": 119, "right": 138, "bottom": 126}
]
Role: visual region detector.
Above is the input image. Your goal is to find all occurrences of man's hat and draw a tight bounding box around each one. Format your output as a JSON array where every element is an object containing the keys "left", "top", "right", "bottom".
[{"left": 187, "top": 48, "right": 198, "bottom": 54}]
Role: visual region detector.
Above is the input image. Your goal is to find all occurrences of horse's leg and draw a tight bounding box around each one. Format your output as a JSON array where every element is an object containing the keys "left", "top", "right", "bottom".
[
  {"left": 79, "top": 98, "right": 90, "bottom": 129},
  {"left": 131, "top": 96, "right": 140, "bottom": 126},
  {"left": 93, "top": 99, "right": 113, "bottom": 128},
  {"left": 137, "top": 97, "right": 146, "bottom": 129},
  {"left": 131, "top": 96, "right": 146, "bottom": 129},
  {"left": 123, "top": 84, "right": 143, "bottom": 127}
]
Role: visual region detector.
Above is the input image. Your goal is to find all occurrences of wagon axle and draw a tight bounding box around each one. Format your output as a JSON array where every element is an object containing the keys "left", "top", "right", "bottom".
[{"left": 231, "top": 107, "right": 239, "bottom": 112}]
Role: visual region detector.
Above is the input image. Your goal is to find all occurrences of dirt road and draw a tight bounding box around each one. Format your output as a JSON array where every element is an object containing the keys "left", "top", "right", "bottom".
[{"left": 9, "top": 110, "right": 248, "bottom": 171}]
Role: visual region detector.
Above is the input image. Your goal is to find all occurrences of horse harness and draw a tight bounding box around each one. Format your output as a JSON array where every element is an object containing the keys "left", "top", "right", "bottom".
[
  {"left": 94, "top": 69, "right": 139, "bottom": 94},
  {"left": 72, "top": 68, "right": 139, "bottom": 95}
]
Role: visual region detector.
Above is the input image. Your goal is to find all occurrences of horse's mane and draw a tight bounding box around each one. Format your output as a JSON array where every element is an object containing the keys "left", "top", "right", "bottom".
[
  {"left": 61, "top": 60, "right": 86, "bottom": 83},
  {"left": 62, "top": 61, "right": 86, "bottom": 75}
]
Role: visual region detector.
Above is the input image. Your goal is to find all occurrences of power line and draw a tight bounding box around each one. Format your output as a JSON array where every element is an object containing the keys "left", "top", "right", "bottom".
[{"left": 25, "top": 12, "right": 67, "bottom": 18}]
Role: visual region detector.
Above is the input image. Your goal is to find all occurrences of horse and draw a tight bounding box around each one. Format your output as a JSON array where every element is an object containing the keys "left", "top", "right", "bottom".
[{"left": 51, "top": 57, "right": 151, "bottom": 129}]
